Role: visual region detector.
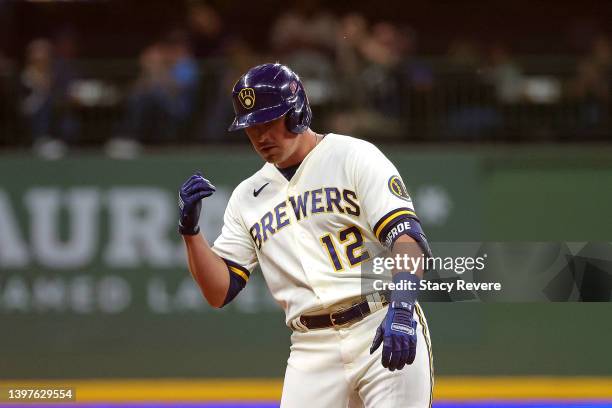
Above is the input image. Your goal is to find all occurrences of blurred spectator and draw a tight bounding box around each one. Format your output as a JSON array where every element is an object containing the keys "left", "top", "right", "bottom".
[
  {"left": 53, "top": 28, "right": 80, "bottom": 96},
  {"left": 270, "top": 0, "right": 336, "bottom": 57},
  {"left": 332, "top": 17, "right": 408, "bottom": 138},
  {"left": 19, "top": 37, "right": 80, "bottom": 159},
  {"left": 364, "top": 22, "right": 435, "bottom": 121},
  {"left": 361, "top": 22, "right": 405, "bottom": 118},
  {"left": 335, "top": 13, "right": 369, "bottom": 107},
  {"left": 166, "top": 30, "right": 200, "bottom": 119},
  {"left": 20, "top": 40, "right": 53, "bottom": 141},
  {"left": 110, "top": 31, "right": 200, "bottom": 157},
  {"left": 442, "top": 39, "right": 502, "bottom": 139},
  {"left": 396, "top": 26, "right": 434, "bottom": 93},
  {"left": 482, "top": 44, "right": 524, "bottom": 103},
  {"left": 332, "top": 13, "right": 377, "bottom": 136},
  {"left": 569, "top": 36, "right": 610, "bottom": 101},
  {"left": 395, "top": 25, "right": 435, "bottom": 140},
  {"left": 197, "top": 36, "right": 261, "bottom": 141},
  {"left": 568, "top": 36, "right": 611, "bottom": 130},
  {"left": 187, "top": 1, "right": 228, "bottom": 58},
  {"left": 361, "top": 21, "right": 401, "bottom": 67},
  {"left": 270, "top": 0, "right": 337, "bottom": 106}
]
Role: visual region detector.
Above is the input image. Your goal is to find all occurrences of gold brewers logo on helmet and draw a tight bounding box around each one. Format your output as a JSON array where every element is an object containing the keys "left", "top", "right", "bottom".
[{"left": 238, "top": 88, "right": 255, "bottom": 109}]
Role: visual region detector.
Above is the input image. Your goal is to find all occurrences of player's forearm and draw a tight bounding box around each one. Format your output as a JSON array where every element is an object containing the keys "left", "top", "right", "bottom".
[
  {"left": 182, "top": 234, "right": 230, "bottom": 308},
  {"left": 392, "top": 234, "right": 424, "bottom": 279}
]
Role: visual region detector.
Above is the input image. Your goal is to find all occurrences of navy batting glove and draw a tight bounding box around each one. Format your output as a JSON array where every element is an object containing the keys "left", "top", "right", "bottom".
[
  {"left": 178, "top": 172, "right": 216, "bottom": 235},
  {"left": 370, "top": 302, "right": 417, "bottom": 371},
  {"left": 370, "top": 272, "right": 419, "bottom": 371}
]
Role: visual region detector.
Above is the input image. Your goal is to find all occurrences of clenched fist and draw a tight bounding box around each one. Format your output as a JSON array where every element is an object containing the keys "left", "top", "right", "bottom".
[{"left": 178, "top": 172, "right": 216, "bottom": 235}]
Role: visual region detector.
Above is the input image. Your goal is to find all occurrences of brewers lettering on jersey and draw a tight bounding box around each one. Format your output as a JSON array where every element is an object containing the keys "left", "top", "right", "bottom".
[{"left": 178, "top": 63, "right": 433, "bottom": 407}]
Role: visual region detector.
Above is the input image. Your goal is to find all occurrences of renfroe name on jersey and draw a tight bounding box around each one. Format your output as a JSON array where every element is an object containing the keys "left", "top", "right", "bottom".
[{"left": 249, "top": 187, "right": 360, "bottom": 249}]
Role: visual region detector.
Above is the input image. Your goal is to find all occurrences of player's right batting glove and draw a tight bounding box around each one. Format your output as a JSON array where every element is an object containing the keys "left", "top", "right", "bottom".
[
  {"left": 370, "top": 272, "right": 419, "bottom": 371},
  {"left": 178, "top": 172, "right": 216, "bottom": 235}
]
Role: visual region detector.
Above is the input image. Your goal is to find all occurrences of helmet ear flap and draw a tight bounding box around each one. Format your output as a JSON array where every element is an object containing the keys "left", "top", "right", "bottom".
[
  {"left": 285, "top": 91, "right": 312, "bottom": 134},
  {"left": 285, "top": 108, "right": 304, "bottom": 134}
]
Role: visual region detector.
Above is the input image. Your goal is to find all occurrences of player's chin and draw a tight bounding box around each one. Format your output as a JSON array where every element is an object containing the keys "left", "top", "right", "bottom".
[{"left": 259, "top": 148, "right": 280, "bottom": 162}]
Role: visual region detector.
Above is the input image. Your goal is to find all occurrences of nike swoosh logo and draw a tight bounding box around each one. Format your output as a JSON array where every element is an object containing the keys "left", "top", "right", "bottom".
[{"left": 253, "top": 182, "right": 270, "bottom": 197}]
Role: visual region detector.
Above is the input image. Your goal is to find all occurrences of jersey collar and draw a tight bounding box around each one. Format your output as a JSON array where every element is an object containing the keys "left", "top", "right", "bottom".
[{"left": 261, "top": 133, "right": 333, "bottom": 185}]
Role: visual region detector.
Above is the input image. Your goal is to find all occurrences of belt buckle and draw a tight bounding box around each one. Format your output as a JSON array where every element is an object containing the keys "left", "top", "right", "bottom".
[
  {"left": 330, "top": 312, "right": 349, "bottom": 329},
  {"left": 330, "top": 301, "right": 365, "bottom": 329},
  {"left": 330, "top": 305, "right": 351, "bottom": 329}
]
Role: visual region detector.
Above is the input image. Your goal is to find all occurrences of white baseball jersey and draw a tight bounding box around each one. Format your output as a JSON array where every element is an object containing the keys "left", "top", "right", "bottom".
[{"left": 212, "top": 134, "right": 417, "bottom": 325}]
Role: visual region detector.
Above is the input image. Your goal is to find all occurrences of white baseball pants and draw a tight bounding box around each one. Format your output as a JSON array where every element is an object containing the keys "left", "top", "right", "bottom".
[{"left": 280, "top": 304, "right": 433, "bottom": 408}]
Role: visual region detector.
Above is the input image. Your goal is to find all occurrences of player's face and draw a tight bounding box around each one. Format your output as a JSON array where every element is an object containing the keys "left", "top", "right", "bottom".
[{"left": 244, "top": 117, "right": 301, "bottom": 166}]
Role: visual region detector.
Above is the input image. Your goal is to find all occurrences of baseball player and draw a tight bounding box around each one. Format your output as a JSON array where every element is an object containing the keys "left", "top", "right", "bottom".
[{"left": 179, "top": 63, "right": 433, "bottom": 407}]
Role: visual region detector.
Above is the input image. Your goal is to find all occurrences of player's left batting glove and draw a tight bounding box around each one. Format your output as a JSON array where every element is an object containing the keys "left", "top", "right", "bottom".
[
  {"left": 178, "top": 172, "right": 216, "bottom": 235},
  {"left": 370, "top": 272, "right": 419, "bottom": 371}
]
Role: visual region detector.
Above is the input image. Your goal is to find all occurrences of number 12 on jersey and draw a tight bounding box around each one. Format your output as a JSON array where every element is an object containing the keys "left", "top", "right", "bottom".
[{"left": 320, "top": 226, "right": 371, "bottom": 271}]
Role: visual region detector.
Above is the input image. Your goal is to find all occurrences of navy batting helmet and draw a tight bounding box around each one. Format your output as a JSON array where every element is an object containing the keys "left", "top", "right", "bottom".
[{"left": 228, "top": 63, "right": 312, "bottom": 133}]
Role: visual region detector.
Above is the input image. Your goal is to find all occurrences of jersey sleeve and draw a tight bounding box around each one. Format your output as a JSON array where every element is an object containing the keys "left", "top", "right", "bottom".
[
  {"left": 351, "top": 141, "right": 419, "bottom": 244},
  {"left": 211, "top": 190, "right": 258, "bottom": 283}
]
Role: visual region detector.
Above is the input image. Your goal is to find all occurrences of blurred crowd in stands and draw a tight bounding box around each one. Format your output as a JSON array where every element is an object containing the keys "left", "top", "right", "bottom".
[{"left": 0, "top": 1, "right": 610, "bottom": 158}]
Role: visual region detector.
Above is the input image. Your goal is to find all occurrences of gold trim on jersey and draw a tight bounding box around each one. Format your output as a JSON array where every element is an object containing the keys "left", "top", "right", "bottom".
[
  {"left": 374, "top": 209, "right": 416, "bottom": 239},
  {"left": 229, "top": 266, "right": 249, "bottom": 282}
]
